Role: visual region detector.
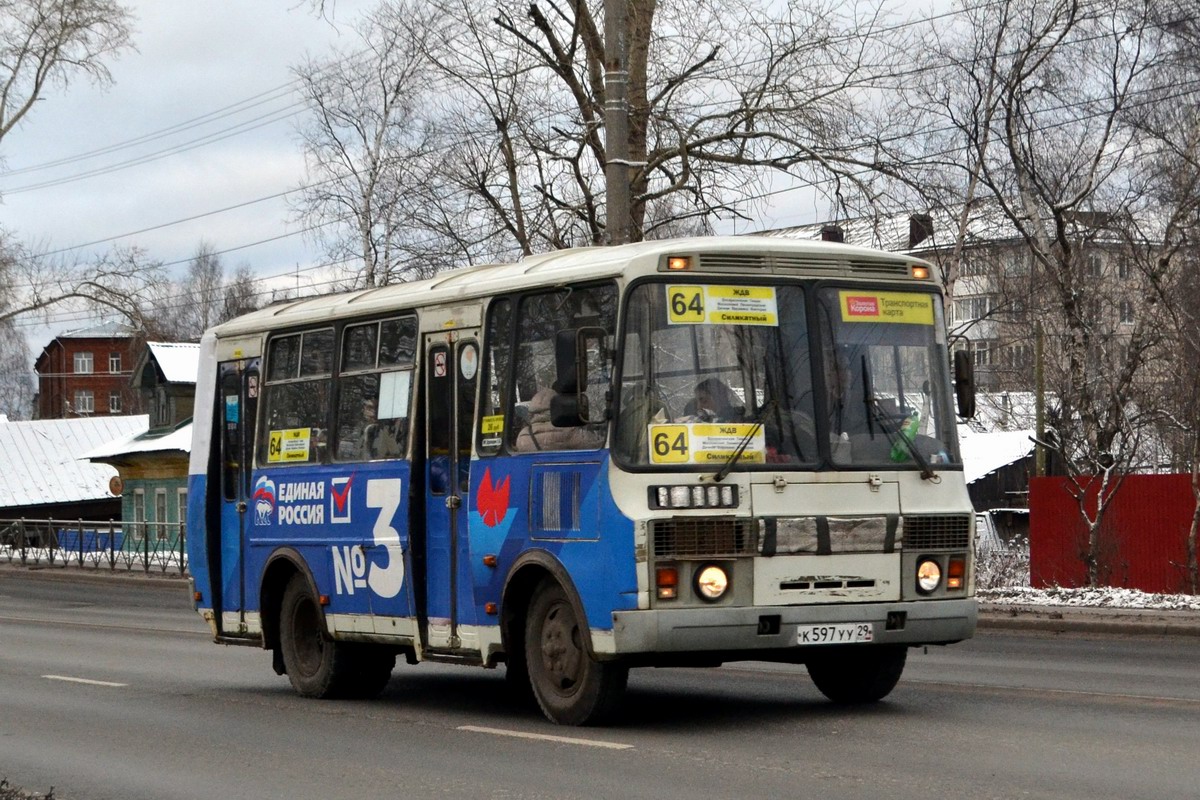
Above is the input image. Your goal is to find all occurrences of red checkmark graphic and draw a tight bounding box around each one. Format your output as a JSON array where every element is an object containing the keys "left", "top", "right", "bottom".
[{"left": 332, "top": 476, "right": 353, "bottom": 513}]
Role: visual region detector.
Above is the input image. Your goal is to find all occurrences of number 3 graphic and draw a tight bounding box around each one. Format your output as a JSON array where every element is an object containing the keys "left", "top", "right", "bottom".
[{"left": 366, "top": 478, "right": 405, "bottom": 598}]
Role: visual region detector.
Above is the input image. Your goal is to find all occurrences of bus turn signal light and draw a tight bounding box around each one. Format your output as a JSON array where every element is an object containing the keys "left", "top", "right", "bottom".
[
  {"left": 656, "top": 566, "right": 679, "bottom": 600},
  {"left": 912, "top": 265, "right": 930, "bottom": 279},
  {"left": 947, "top": 557, "right": 965, "bottom": 590},
  {"left": 666, "top": 256, "right": 692, "bottom": 271}
]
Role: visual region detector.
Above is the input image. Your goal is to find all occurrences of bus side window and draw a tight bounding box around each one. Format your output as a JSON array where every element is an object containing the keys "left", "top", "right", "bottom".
[
  {"left": 258, "top": 330, "right": 333, "bottom": 466},
  {"left": 477, "top": 298, "right": 512, "bottom": 456},
  {"left": 508, "top": 283, "right": 616, "bottom": 453},
  {"left": 334, "top": 317, "right": 416, "bottom": 462}
]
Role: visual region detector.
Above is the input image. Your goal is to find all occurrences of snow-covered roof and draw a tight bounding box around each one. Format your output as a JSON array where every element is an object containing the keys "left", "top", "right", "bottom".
[
  {"left": 146, "top": 342, "right": 200, "bottom": 385},
  {"left": 57, "top": 321, "right": 140, "bottom": 339},
  {"left": 84, "top": 420, "right": 192, "bottom": 461},
  {"left": 0, "top": 415, "right": 149, "bottom": 510},
  {"left": 958, "top": 423, "right": 1036, "bottom": 484}
]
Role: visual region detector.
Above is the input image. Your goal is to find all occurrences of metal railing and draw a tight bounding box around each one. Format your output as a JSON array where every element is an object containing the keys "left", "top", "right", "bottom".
[{"left": 0, "top": 518, "right": 187, "bottom": 575}]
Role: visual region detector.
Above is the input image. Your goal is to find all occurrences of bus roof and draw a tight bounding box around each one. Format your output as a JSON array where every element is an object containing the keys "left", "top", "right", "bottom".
[{"left": 210, "top": 236, "right": 930, "bottom": 338}]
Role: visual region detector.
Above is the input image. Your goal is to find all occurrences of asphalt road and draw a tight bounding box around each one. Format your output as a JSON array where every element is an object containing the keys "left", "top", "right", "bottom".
[{"left": 1, "top": 569, "right": 1197, "bottom": 800}]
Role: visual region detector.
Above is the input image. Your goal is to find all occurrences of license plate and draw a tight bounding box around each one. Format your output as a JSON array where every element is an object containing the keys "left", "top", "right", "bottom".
[{"left": 797, "top": 622, "right": 874, "bottom": 645}]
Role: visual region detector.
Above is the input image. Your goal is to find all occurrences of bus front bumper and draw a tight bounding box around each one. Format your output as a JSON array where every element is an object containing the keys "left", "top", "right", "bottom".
[{"left": 607, "top": 598, "right": 976, "bottom": 656}]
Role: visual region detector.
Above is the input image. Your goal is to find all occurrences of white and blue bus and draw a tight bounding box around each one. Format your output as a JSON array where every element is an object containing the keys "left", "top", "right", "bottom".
[{"left": 187, "top": 236, "right": 978, "bottom": 725}]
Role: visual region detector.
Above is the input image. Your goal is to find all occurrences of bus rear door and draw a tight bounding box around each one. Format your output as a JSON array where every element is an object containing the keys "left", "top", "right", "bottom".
[
  {"left": 214, "top": 359, "right": 259, "bottom": 634},
  {"left": 422, "top": 331, "right": 480, "bottom": 651}
]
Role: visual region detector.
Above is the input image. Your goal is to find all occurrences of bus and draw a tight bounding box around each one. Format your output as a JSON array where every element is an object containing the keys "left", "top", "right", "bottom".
[{"left": 187, "top": 236, "right": 978, "bottom": 725}]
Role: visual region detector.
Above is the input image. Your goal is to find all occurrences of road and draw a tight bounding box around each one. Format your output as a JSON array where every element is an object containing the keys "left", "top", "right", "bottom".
[{"left": 1, "top": 569, "right": 1197, "bottom": 800}]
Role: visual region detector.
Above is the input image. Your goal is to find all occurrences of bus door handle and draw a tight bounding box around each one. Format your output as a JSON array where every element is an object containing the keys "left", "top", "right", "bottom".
[{"left": 445, "top": 496, "right": 461, "bottom": 510}]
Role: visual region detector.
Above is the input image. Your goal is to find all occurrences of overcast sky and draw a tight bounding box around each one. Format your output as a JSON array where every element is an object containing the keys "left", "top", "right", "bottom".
[
  {"left": 1, "top": 1, "right": 374, "bottom": 340},
  {"left": 0, "top": 0, "right": 842, "bottom": 346}
]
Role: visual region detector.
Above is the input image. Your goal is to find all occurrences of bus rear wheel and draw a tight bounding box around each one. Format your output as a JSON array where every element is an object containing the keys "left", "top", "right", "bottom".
[
  {"left": 278, "top": 574, "right": 393, "bottom": 699},
  {"left": 806, "top": 645, "right": 907, "bottom": 704},
  {"left": 525, "top": 580, "right": 627, "bottom": 726}
]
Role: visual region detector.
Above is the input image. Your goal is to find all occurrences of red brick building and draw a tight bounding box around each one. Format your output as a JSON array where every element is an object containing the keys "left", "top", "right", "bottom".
[{"left": 33, "top": 323, "right": 145, "bottom": 419}]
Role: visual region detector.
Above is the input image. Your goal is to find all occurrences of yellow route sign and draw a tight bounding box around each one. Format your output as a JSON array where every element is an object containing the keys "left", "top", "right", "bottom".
[{"left": 667, "top": 285, "right": 778, "bottom": 326}]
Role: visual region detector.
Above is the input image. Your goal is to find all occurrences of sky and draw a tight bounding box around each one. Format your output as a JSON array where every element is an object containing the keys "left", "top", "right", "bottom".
[
  {"left": 0, "top": 0, "right": 865, "bottom": 350},
  {"left": 0, "top": 1, "right": 374, "bottom": 344}
]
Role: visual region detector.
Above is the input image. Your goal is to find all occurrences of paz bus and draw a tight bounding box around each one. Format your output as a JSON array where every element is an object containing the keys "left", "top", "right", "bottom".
[{"left": 187, "top": 236, "right": 978, "bottom": 725}]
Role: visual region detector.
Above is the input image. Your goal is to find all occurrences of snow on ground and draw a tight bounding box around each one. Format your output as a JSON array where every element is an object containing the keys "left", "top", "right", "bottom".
[{"left": 979, "top": 585, "right": 1200, "bottom": 611}]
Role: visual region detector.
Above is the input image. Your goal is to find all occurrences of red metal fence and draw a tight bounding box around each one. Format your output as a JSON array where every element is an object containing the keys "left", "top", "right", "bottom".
[{"left": 1030, "top": 475, "right": 1197, "bottom": 593}]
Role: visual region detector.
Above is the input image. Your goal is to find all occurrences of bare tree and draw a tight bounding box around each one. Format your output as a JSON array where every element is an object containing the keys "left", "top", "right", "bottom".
[
  {"left": 0, "top": 0, "right": 135, "bottom": 144},
  {"left": 0, "top": 316, "right": 34, "bottom": 420},
  {"left": 143, "top": 245, "right": 264, "bottom": 341},
  {"left": 1135, "top": 1, "right": 1200, "bottom": 592},
  {"left": 292, "top": 1, "right": 442, "bottom": 288},
  {"left": 221, "top": 263, "right": 260, "bottom": 322},
  {"left": 913, "top": 0, "right": 1191, "bottom": 586},
  {"left": 0, "top": 241, "right": 166, "bottom": 328},
  {"left": 295, "top": 0, "right": 917, "bottom": 276}
]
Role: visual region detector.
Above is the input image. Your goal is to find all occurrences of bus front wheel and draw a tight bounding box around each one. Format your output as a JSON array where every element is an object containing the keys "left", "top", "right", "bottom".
[
  {"left": 279, "top": 574, "right": 393, "bottom": 699},
  {"left": 806, "top": 645, "right": 907, "bottom": 704},
  {"left": 525, "top": 579, "right": 628, "bottom": 725}
]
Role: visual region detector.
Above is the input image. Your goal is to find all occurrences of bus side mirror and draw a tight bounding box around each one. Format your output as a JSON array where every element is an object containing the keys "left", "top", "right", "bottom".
[
  {"left": 553, "top": 329, "right": 581, "bottom": 395},
  {"left": 552, "top": 327, "right": 609, "bottom": 426},
  {"left": 954, "top": 349, "right": 976, "bottom": 419},
  {"left": 550, "top": 391, "right": 588, "bottom": 427}
]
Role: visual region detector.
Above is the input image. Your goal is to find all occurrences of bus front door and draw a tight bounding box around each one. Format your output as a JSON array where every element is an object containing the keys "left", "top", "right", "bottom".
[
  {"left": 423, "top": 332, "right": 480, "bottom": 651},
  {"left": 214, "top": 359, "right": 259, "bottom": 635}
]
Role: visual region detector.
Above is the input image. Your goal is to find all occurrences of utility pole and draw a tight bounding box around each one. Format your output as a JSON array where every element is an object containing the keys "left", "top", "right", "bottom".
[
  {"left": 604, "top": 0, "right": 631, "bottom": 245},
  {"left": 1035, "top": 322, "right": 1046, "bottom": 476}
]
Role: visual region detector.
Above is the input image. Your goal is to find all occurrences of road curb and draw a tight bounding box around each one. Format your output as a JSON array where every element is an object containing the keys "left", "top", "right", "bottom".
[
  {"left": 978, "top": 605, "right": 1200, "bottom": 637},
  {"left": 0, "top": 562, "right": 189, "bottom": 591}
]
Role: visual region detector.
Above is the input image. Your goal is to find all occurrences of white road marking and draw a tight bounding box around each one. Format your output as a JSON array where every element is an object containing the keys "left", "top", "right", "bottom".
[
  {"left": 43, "top": 674, "right": 127, "bottom": 687},
  {"left": 457, "top": 725, "right": 633, "bottom": 750}
]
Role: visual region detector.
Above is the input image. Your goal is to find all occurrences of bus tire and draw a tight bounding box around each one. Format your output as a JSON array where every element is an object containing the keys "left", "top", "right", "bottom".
[
  {"left": 279, "top": 573, "right": 360, "bottom": 698},
  {"left": 806, "top": 645, "right": 907, "bottom": 704},
  {"left": 525, "top": 579, "right": 627, "bottom": 726}
]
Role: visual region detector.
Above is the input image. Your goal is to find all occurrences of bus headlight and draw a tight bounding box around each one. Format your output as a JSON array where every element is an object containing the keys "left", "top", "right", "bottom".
[
  {"left": 695, "top": 564, "right": 729, "bottom": 601},
  {"left": 916, "top": 558, "right": 942, "bottom": 594}
]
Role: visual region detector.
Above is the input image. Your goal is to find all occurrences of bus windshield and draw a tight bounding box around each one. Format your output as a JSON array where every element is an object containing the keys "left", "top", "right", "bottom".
[{"left": 614, "top": 280, "right": 960, "bottom": 470}]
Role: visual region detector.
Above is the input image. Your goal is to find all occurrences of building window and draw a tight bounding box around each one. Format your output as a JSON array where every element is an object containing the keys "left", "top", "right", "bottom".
[
  {"left": 1117, "top": 256, "right": 1130, "bottom": 279},
  {"left": 972, "top": 341, "right": 992, "bottom": 367},
  {"left": 153, "top": 387, "right": 173, "bottom": 427},
  {"left": 1086, "top": 253, "right": 1103, "bottom": 277},
  {"left": 155, "top": 489, "right": 168, "bottom": 540},
  {"left": 1003, "top": 344, "right": 1031, "bottom": 370},
  {"left": 177, "top": 488, "right": 189, "bottom": 533},
  {"left": 132, "top": 489, "right": 145, "bottom": 543},
  {"left": 109, "top": 352, "right": 122, "bottom": 373},
  {"left": 109, "top": 393, "right": 122, "bottom": 413},
  {"left": 1119, "top": 300, "right": 1134, "bottom": 324},
  {"left": 1005, "top": 251, "right": 1030, "bottom": 276},
  {"left": 74, "top": 352, "right": 94, "bottom": 374},
  {"left": 74, "top": 389, "right": 95, "bottom": 414}
]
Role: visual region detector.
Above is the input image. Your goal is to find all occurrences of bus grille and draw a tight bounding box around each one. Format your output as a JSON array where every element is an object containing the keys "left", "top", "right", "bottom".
[
  {"left": 651, "top": 518, "right": 757, "bottom": 558},
  {"left": 903, "top": 515, "right": 971, "bottom": 550}
]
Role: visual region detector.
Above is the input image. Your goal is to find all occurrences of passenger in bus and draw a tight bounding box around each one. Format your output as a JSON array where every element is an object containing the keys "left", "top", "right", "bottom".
[
  {"left": 361, "top": 398, "right": 405, "bottom": 459},
  {"left": 686, "top": 377, "right": 744, "bottom": 423},
  {"left": 514, "top": 385, "right": 605, "bottom": 451}
]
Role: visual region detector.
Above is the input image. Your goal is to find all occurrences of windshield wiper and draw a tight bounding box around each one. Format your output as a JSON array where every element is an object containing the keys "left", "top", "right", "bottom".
[
  {"left": 859, "top": 357, "right": 937, "bottom": 481},
  {"left": 713, "top": 399, "right": 775, "bottom": 482}
]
